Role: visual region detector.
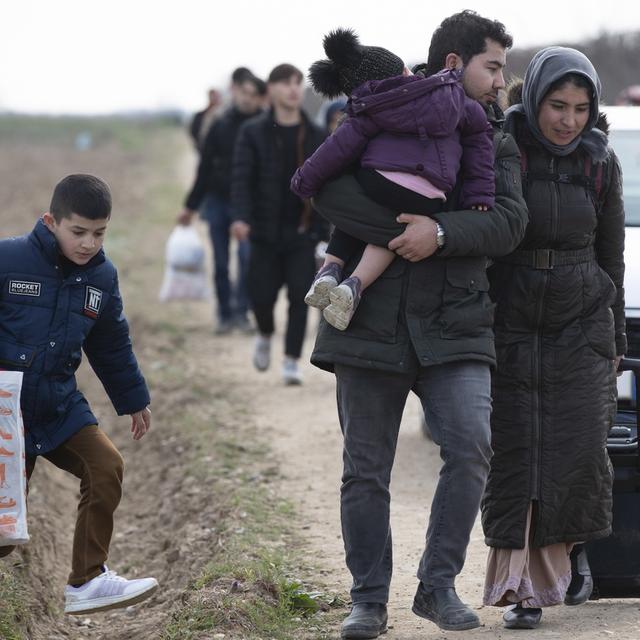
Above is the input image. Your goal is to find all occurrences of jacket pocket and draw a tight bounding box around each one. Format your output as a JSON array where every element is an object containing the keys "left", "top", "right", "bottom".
[
  {"left": 0, "top": 338, "right": 37, "bottom": 367},
  {"left": 344, "top": 257, "right": 406, "bottom": 344},
  {"left": 580, "top": 264, "right": 617, "bottom": 359},
  {"left": 597, "top": 267, "right": 617, "bottom": 307},
  {"left": 581, "top": 306, "right": 616, "bottom": 360},
  {"left": 61, "top": 348, "right": 83, "bottom": 376},
  {"left": 439, "top": 260, "right": 495, "bottom": 338}
]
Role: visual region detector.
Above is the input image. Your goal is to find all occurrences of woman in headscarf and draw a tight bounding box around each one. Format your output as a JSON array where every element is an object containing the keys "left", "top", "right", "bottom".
[{"left": 482, "top": 47, "right": 626, "bottom": 629}]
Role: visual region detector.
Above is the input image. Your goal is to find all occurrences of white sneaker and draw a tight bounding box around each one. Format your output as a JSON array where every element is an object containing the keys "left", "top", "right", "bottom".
[
  {"left": 304, "top": 263, "right": 343, "bottom": 309},
  {"left": 253, "top": 335, "right": 271, "bottom": 372},
  {"left": 64, "top": 566, "right": 158, "bottom": 615},
  {"left": 305, "top": 273, "right": 339, "bottom": 309},
  {"left": 323, "top": 276, "right": 362, "bottom": 331},
  {"left": 282, "top": 357, "right": 303, "bottom": 386}
]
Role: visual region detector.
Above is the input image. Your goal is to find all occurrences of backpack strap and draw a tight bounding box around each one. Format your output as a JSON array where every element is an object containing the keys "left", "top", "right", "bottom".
[
  {"left": 584, "top": 154, "right": 606, "bottom": 215},
  {"left": 518, "top": 144, "right": 529, "bottom": 199},
  {"left": 519, "top": 144, "right": 528, "bottom": 174},
  {"left": 518, "top": 144, "right": 606, "bottom": 213}
]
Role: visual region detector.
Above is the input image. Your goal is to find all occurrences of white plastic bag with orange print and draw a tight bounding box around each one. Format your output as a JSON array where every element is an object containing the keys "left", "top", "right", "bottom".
[{"left": 0, "top": 371, "right": 29, "bottom": 546}]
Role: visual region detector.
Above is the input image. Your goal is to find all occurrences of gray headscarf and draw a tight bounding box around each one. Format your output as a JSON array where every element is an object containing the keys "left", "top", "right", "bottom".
[{"left": 506, "top": 46, "right": 608, "bottom": 161}]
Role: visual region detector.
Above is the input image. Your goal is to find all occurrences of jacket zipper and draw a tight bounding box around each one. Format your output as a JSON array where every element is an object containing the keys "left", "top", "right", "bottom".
[
  {"left": 530, "top": 275, "right": 548, "bottom": 501},
  {"left": 531, "top": 157, "right": 559, "bottom": 535},
  {"left": 549, "top": 156, "right": 559, "bottom": 246},
  {"left": 530, "top": 156, "right": 557, "bottom": 505}
]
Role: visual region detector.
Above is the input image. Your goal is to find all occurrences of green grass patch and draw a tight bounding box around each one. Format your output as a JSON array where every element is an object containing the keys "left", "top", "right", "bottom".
[
  {"left": 156, "top": 367, "right": 344, "bottom": 638},
  {"left": 163, "top": 553, "right": 342, "bottom": 640},
  {"left": 163, "top": 501, "right": 341, "bottom": 640},
  {"left": 0, "top": 565, "right": 28, "bottom": 640},
  {"left": 0, "top": 114, "right": 182, "bottom": 152}
]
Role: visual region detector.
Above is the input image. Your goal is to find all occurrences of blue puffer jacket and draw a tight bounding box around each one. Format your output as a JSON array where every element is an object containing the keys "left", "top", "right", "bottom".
[{"left": 0, "top": 219, "right": 150, "bottom": 456}]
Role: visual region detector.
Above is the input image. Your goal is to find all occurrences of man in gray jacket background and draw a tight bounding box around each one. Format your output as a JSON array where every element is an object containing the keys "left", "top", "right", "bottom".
[{"left": 310, "top": 11, "right": 528, "bottom": 638}]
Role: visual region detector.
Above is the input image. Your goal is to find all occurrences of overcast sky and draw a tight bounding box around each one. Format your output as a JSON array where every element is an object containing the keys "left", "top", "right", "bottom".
[{"left": 1, "top": 0, "right": 639, "bottom": 114}]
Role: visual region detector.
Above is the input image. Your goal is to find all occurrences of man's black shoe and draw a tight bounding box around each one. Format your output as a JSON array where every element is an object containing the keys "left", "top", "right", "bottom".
[
  {"left": 340, "top": 603, "right": 388, "bottom": 639},
  {"left": 503, "top": 604, "right": 542, "bottom": 629},
  {"left": 412, "top": 584, "right": 480, "bottom": 631},
  {"left": 564, "top": 544, "right": 593, "bottom": 605}
]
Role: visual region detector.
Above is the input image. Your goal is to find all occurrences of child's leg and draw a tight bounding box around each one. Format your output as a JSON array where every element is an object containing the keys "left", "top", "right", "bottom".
[
  {"left": 51, "top": 426, "right": 159, "bottom": 615},
  {"left": 350, "top": 244, "right": 396, "bottom": 290},
  {"left": 44, "top": 425, "right": 124, "bottom": 586},
  {"left": 323, "top": 253, "right": 344, "bottom": 267},
  {"left": 325, "top": 228, "right": 365, "bottom": 267}
]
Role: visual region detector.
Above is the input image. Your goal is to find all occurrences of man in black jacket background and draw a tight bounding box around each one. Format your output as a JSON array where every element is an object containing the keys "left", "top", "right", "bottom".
[
  {"left": 179, "top": 71, "right": 263, "bottom": 334},
  {"left": 230, "top": 63, "right": 326, "bottom": 385},
  {"left": 189, "top": 87, "right": 221, "bottom": 153}
]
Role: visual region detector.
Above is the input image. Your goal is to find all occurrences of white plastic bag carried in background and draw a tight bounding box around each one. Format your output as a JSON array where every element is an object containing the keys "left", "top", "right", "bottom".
[
  {"left": 159, "top": 225, "right": 210, "bottom": 302},
  {"left": 0, "top": 371, "right": 29, "bottom": 546}
]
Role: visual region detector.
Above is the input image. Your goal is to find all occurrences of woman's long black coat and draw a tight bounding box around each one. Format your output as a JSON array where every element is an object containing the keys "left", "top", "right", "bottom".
[{"left": 482, "top": 113, "right": 626, "bottom": 549}]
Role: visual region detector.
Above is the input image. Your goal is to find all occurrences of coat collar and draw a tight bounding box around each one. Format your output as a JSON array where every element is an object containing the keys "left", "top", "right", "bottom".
[
  {"left": 265, "top": 107, "right": 313, "bottom": 129},
  {"left": 29, "top": 217, "right": 106, "bottom": 271},
  {"left": 228, "top": 105, "right": 260, "bottom": 123}
]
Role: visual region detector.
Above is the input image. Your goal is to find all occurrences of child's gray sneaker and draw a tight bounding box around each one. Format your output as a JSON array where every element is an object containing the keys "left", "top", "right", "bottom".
[
  {"left": 64, "top": 566, "right": 158, "bottom": 615},
  {"left": 304, "top": 263, "right": 342, "bottom": 309},
  {"left": 323, "top": 276, "right": 362, "bottom": 331}
]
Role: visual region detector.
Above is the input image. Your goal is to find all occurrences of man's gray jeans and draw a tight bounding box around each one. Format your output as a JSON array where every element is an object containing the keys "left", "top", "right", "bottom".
[{"left": 334, "top": 359, "right": 492, "bottom": 604}]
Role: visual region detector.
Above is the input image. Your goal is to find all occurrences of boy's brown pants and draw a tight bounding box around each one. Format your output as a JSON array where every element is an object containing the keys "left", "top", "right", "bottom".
[{"left": 0, "top": 425, "right": 124, "bottom": 586}]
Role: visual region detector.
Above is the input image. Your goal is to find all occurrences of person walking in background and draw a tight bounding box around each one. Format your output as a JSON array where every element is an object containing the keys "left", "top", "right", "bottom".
[
  {"left": 231, "top": 67, "right": 269, "bottom": 110},
  {"left": 254, "top": 76, "right": 270, "bottom": 111},
  {"left": 307, "top": 11, "right": 527, "bottom": 637},
  {"left": 230, "top": 63, "right": 327, "bottom": 385},
  {"left": 179, "top": 71, "right": 264, "bottom": 334},
  {"left": 482, "top": 47, "right": 625, "bottom": 630},
  {"left": 189, "top": 88, "right": 222, "bottom": 153},
  {"left": 323, "top": 98, "right": 347, "bottom": 134}
]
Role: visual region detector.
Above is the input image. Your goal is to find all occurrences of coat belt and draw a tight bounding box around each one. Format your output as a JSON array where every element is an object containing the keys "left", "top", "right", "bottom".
[{"left": 496, "top": 246, "right": 595, "bottom": 270}]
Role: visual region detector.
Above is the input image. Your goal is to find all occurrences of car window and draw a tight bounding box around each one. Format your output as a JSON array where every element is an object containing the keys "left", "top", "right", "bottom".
[{"left": 609, "top": 130, "right": 640, "bottom": 226}]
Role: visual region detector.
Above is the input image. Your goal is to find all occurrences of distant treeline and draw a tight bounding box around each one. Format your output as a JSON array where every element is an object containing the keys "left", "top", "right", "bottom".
[{"left": 506, "top": 31, "right": 640, "bottom": 104}]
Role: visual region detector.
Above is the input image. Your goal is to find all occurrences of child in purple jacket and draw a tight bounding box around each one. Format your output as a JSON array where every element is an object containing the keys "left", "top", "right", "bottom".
[{"left": 290, "top": 28, "right": 495, "bottom": 330}]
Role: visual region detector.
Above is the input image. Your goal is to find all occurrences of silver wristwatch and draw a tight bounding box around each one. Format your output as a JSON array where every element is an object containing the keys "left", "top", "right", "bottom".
[{"left": 435, "top": 223, "right": 446, "bottom": 249}]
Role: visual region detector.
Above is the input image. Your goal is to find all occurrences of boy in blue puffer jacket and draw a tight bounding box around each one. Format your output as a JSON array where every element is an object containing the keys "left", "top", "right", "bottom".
[{"left": 0, "top": 174, "right": 158, "bottom": 615}]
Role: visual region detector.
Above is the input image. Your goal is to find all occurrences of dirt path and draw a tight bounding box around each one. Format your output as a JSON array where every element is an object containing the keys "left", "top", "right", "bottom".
[{"left": 201, "top": 302, "right": 640, "bottom": 639}]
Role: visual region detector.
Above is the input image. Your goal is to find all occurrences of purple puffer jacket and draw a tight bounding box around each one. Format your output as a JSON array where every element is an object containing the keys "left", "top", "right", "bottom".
[{"left": 291, "top": 69, "right": 495, "bottom": 209}]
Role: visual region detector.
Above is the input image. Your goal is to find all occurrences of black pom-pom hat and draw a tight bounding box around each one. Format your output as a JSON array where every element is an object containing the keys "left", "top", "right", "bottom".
[{"left": 309, "top": 28, "right": 405, "bottom": 98}]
